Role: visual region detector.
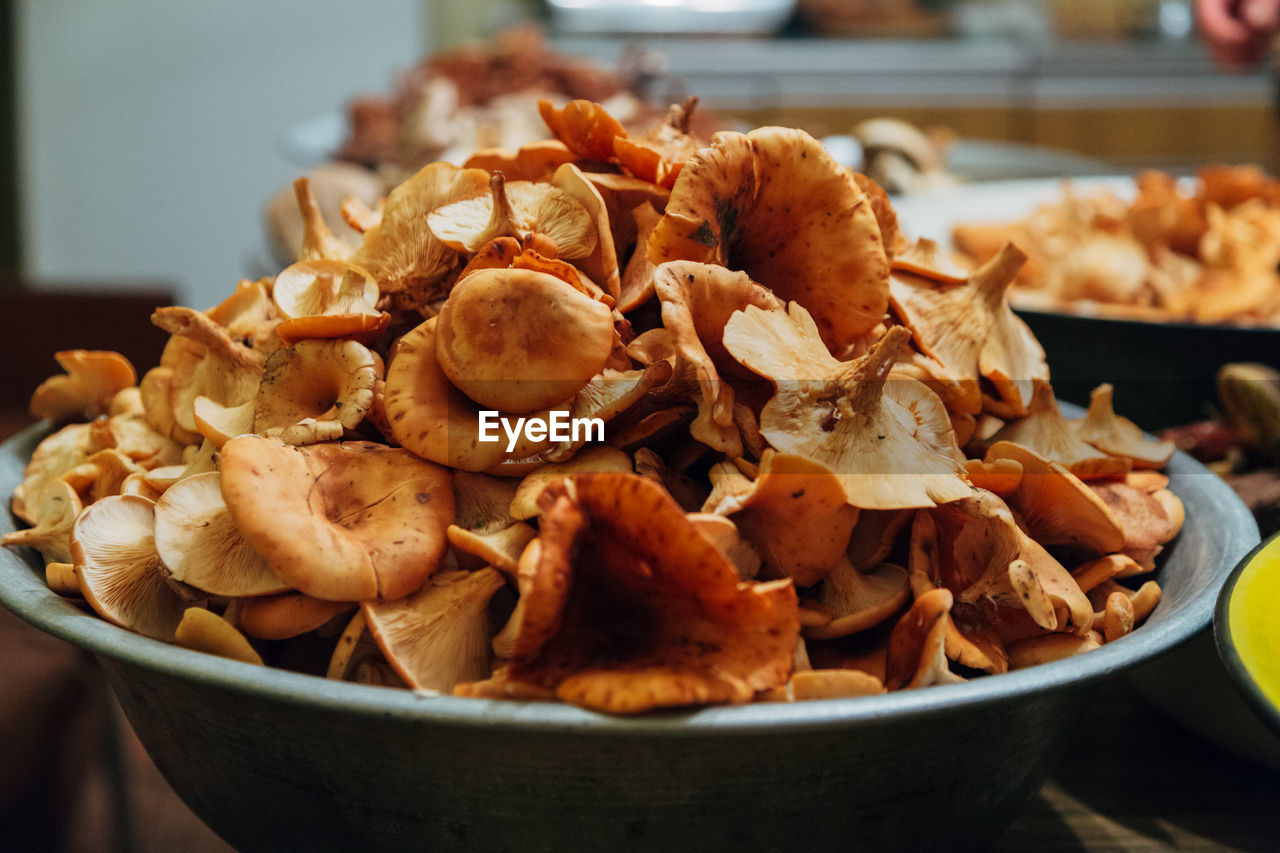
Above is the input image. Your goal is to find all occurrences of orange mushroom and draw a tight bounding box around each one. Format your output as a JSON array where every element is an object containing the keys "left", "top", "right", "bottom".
[
  {"left": 29, "top": 350, "right": 137, "bottom": 423},
  {"left": 497, "top": 473, "right": 799, "bottom": 714},
  {"left": 649, "top": 126, "right": 890, "bottom": 355},
  {"left": 725, "top": 314, "right": 970, "bottom": 509},
  {"left": 1072, "top": 384, "right": 1175, "bottom": 469},
  {"left": 219, "top": 435, "right": 454, "bottom": 601}
]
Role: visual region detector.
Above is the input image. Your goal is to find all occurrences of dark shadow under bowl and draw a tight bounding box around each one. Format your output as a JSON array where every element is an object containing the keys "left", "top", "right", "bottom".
[{"left": 0, "top": 425, "right": 1259, "bottom": 853}]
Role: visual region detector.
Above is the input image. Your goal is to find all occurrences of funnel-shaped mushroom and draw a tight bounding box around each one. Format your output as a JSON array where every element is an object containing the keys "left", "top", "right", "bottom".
[
  {"left": 71, "top": 495, "right": 189, "bottom": 641},
  {"left": 364, "top": 568, "right": 506, "bottom": 693},
  {"left": 1072, "top": 384, "right": 1175, "bottom": 469},
  {"left": 725, "top": 310, "right": 970, "bottom": 509},
  {"left": 2, "top": 479, "right": 82, "bottom": 564},
  {"left": 219, "top": 436, "right": 454, "bottom": 601},
  {"left": 150, "top": 305, "right": 266, "bottom": 441},
  {"left": 651, "top": 260, "right": 783, "bottom": 451},
  {"left": 153, "top": 472, "right": 287, "bottom": 597},
  {"left": 29, "top": 350, "right": 137, "bottom": 423},
  {"left": 463, "top": 139, "right": 577, "bottom": 182},
  {"left": 501, "top": 473, "right": 799, "bottom": 713},
  {"left": 915, "top": 488, "right": 1091, "bottom": 635},
  {"left": 237, "top": 593, "right": 355, "bottom": 641},
  {"left": 890, "top": 243, "right": 1047, "bottom": 416},
  {"left": 537, "top": 98, "right": 627, "bottom": 162},
  {"left": 349, "top": 161, "right": 490, "bottom": 299},
  {"left": 253, "top": 340, "right": 379, "bottom": 445},
  {"left": 985, "top": 381, "right": 1131, "bottom": 480},
  {"left": 12, "top": 424, "right": 93, "bottom": 525},
  {"left": 649, "top": 127, "right": 890, "bottom": 354}
]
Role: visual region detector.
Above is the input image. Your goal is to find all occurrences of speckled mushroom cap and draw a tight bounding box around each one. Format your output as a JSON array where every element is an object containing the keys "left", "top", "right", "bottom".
[
  {"left": 648, "top": 127, "right": 890, "bottom": 356},
  {"left": 219, "top": 435, "right": 454, "bottom": 602}
]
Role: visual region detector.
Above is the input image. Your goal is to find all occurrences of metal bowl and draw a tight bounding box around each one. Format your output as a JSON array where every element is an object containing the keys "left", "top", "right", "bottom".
[{"left": 0, "top": 424, "right": 1258, "bottom": 852}]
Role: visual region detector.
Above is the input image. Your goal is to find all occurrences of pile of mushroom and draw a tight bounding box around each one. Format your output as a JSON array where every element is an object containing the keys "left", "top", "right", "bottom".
[
  {"left": 4, "top": 99, "right": 1183, "bottom": 715},
  {"left": 951, "top": 165, "right": 1280, "bottom": 325}
]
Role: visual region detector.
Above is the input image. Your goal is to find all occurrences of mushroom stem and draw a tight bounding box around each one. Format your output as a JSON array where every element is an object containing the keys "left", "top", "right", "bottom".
[
  {"left": 970, "top": 242, "right": 1028, "bottom": 309},
  {"left": 669, "top": 96, "right": 698, "bottom": 134},
  {"left": 486, "top": 172, "right": 521, "bottom": 242},
  {"left": 835, "top": 326, "right": 910, "bottom": 419},
  {"left": 151, "top": 307, "right": 264, "bottom": 371}
]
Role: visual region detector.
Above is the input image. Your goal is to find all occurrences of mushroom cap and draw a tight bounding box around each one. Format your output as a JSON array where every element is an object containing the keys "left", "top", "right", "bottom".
[
  {"left": 1088, "top": 480, "right": 1179, "bottom": 571},
  {"left": 253, "top": 340, "right": 379, "bottom": 445},
  {"left": 504, "top": 474, "right": 799, "bottom": 713},
  {"left": 173, "top": 607, "right": 263, "bottom": 665},
  {"left": 384, "top": 317, "right": 566, "bottom": 472},
  {"left": 551, "top": 162, "right": 621, "bottom": 300},
  {"left": 427, "top": 175, "right": 597, "bottom": 260},
  {"left": 984, "top": 441, "right": 1125, "bottom": 553},
  {"left": 272, "top": 259, "right": 379, "bottom": 320},
  {"left": 71, "top": 494, "right": 189, "bottom": 641},
  {"left": 726, "top": 450, "right": 860, "bottom": 587},
  {"left": 462, "top": 139, "right": 578, "bottom": 182},
  {"left": 12, "top": 423, "right": 93, "bottom": 525},
  {"left": 219, "top": 436, "right": 454, "bottom": 601},
  {"left": 191, "top": 397, "right": 255, "bottom": 448},
  {"left": 434, "top": 267, "right": 614, "bottom": 414},
  {"left": 649, "top": 127, "right": 890, "bottom": 354},
  {"left": 618, "top": 202, "right": 664, "bottom": 312},
  {"left": 891, "top": 237, "right": 969, "bottom": 284},
  {"left": 2, "top": 478, "right": 83, "bottom": 564},
  {"left": 363, "top": 568, "right": 507, "bottom": 693},
  {"left": 537, "top": 98, "right": 627, "bottom": 162},
  {"left": 271, "top": 257, "right": 389, "bottom": 344},
  {"left": 237, "top": 592, "right": 355, "bottom": 641},
  {"left": 153, "top": 472, "right": 288, "bottom": 597},
  {"left": 1072, "top": 383, "right": 1175, "bottom": 469},
  {"left": 30, "top": 350, "right": 137, "bottom": 423},
  {"left": 349, "top": 161, "right": 490, "bottom": 296},
  {"left": 884, "top": 587, "right": 964, "bottom": 690}
]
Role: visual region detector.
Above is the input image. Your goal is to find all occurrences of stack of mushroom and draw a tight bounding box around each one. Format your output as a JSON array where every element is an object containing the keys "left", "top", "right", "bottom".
[{"left": 3, "top": 98, "right": 1182, "bottom": 714}]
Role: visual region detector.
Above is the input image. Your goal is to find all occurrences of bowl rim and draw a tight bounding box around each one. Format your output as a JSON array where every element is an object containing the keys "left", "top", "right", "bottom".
[
  {"left": 1214, "top": 531, "right": 1280, "bottom": 738},
  {"left": 2, "top": 422, "right": 1259, "bottom": 736}
]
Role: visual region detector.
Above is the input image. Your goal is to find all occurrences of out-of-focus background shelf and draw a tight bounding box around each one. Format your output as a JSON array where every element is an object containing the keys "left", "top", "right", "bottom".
[{"left": 552, "top": 33, "right": 1280, "bottom": 171}]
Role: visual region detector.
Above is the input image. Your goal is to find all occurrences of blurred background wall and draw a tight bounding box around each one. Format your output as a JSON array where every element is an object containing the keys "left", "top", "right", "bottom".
[
  {"left": 2, "top": 0, "right": 1277, "bottom": 310},
  {"left": 10, "top": 0, "right": 425, "bottom": 309}
]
